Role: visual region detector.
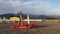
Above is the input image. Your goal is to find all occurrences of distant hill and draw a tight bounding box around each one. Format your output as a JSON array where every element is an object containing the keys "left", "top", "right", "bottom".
[
  {"left": 0, "top": 13, "right": 15, "bottom": 19},
  {"left": 0, "top": 13, "right": 60, "bottom": 19}
]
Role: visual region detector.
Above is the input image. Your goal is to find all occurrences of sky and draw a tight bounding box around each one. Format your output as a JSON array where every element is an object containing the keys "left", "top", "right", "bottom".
[{"left": 0, "top": 0, "right": 60, "bottom": 15}]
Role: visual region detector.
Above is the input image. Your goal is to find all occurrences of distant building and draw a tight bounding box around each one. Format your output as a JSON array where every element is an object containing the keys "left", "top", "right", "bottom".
[
  {"left": 0, "top": 17, "right": 3, "bottom": 20},
  {"left": 0, "top": 17, "right": 9, "bottom": 20},
  {"left": 10, "top": 16, "right": 20, "bottom": 21}
]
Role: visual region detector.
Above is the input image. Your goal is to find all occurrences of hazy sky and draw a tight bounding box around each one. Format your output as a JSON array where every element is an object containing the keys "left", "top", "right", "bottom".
[{"left": 0, "top": 0, "right": 60, "bottom": 15}]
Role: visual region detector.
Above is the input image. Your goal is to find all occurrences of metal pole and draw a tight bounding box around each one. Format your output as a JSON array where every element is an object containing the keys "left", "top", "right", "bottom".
[
  {"left": 19, "top": 10, "right": 22, "bottom": 25},
  {"left": 27, "top": 14, "right": 30, "bottom": 25}
]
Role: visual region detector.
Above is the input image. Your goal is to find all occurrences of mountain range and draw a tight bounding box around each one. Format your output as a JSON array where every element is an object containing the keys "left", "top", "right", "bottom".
[{"left": 0, "top": 13, "right": 60, "bottom": 19}]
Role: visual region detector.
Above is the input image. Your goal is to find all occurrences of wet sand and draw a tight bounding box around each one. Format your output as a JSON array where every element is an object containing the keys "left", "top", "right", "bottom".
[{"left": 0, "top": 21, "right": 60, "bottom": 34}]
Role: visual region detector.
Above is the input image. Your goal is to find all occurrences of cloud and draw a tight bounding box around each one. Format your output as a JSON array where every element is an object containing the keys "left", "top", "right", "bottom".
[
  {"left": 0, "top": 0, "right": 60, "bottom": 15},
  {"left": 47, "top": 7, "right": 60, "bottom": 15},
  {"left": 0, "top": 1, "right": 17, "bottom": 14},
  {"left": 0, "top": 0, "right": 52, "bottom": 15}
]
